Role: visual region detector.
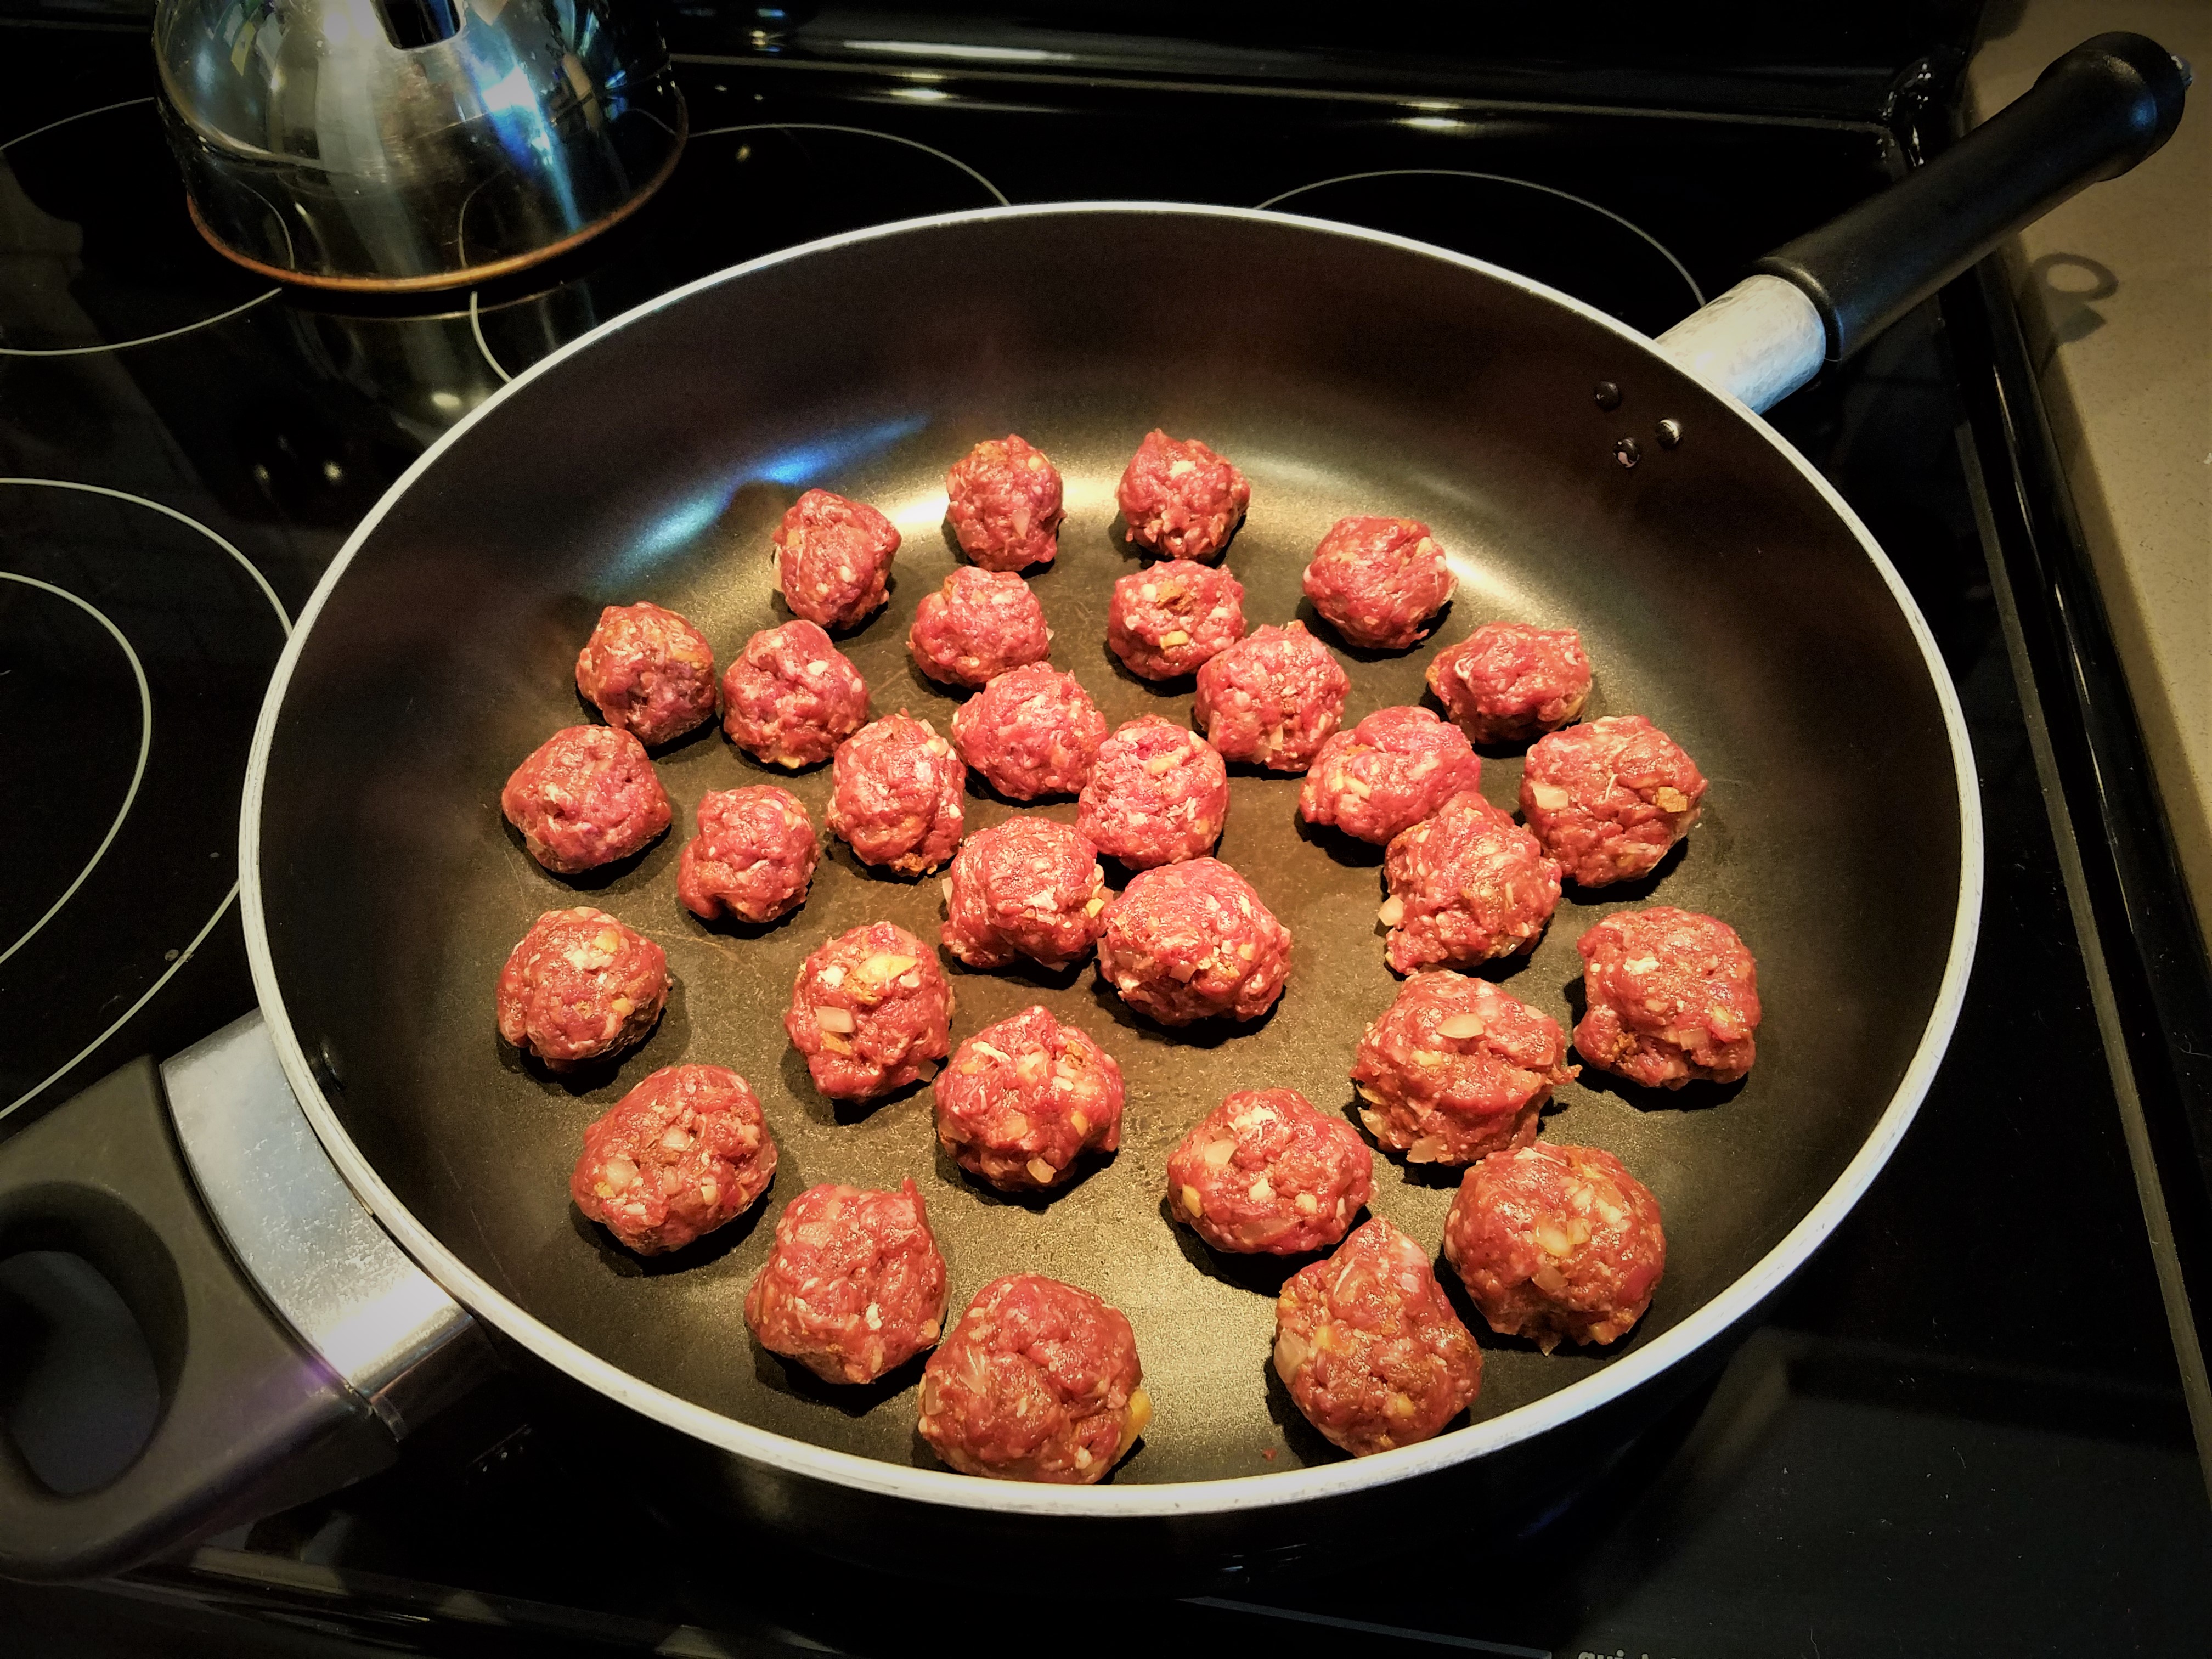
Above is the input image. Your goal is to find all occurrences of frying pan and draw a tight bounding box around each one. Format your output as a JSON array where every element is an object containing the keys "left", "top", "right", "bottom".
[{"left": 0, "top": 32, "right": 2187, "bottom": 1584}]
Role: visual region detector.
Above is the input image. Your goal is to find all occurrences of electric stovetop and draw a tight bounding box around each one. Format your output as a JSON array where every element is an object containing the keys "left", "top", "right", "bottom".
[{"left": 1, "top": 15, "right": 2205, "bottom": 1657}]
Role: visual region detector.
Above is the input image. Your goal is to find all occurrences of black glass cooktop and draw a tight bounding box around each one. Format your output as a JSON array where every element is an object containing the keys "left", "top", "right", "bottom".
[{"left": 0, "top": 18, "right": 2204, "bottom": 1658}]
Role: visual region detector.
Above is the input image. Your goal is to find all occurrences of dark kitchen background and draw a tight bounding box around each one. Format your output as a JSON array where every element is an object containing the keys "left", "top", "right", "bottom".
[{"left": 1, "top": 2, "right": 2207, "bottom": 1654}]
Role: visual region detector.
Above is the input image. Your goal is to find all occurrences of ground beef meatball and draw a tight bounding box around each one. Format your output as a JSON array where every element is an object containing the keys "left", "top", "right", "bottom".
[
  {"left": 907, "top": 567, "right": 1053, "bottom": 689},
  {"left": 1193, "top": 622, "right": 1350, "bottom": 773},
  {"left": 1107, "top": 559, "right": 1246, "bottom": 680},
  {"left": 934, "top": 1006, "right": 1125, "bottom": 1191},
  {"left": 1444, "top": 1142, "right": 1666, "bottom": 1353},
  {"left": 721, "top": 621, "right": 868, "bottom": 769},
  {"left": 950, "top": 664, "right": 1107, "bottom": 800},
  {"left": 1379, "top": 791, "right": 1562, "bottom": 974},
  {"left": 1301, "top": 516, "right": 1457, "bottom": 651},
  {"left": 784, "top": 921, "right": 953, "bottom": 1100},
  {"left": 573, "top": 601, "right": 718, "bottom": 747},
  {"left": 1575, "top": 906, "right": 1760, "bottom": 1088},
  {"left": 919, "top": 1275, "right": 1151, "bottom": 1483},
  {"left": 1116, "top": 430, "right": 1250, "bottom": 561},
  {"left": 827, "top": 714, "right": 965, "bottom": 876},
  {"left": 675, "top": 786, "right": 819, "bottom": 925},
  {"left": 1077, "top": 716, "right": 1229, "bottom": 869},
  {"left": 1350, "top": 972, "right": 1576, "bottom": 1165},
  {"left": 1520, "top": 715, "right": 1707, "bottom": 887},
  {"left": 501, "top": 724, "right": 672, "bottom": 874},
  {"left": 1273, "top": 1217, "right": 1482, "bottom": 1458},
  {"left": 945, "top": 435, "right": 1065, "bottom": 572},
  {"left": 744, "top": 1180, "right": 949, "bottom": 1384},
  {"left": 940, "top": 819, "right": 1108, "bottom": 972},
  {"left": 774, "top": 488, "right": 900, "bottom": 629},
  {"left": 496, "top": 907, "right": 668, "bottom": 1070},
  {"left": 570, "top": 1064, "right": 775, "bottom": 1254},
  {"left": 1096, "top": 857, "right": 1291, "bottom": 1026},
  {"left": 1299, "top": 706, "right": 1481, "bottom": 846},
  {"left": 1426, "top": 622, "right": 1592, "bottom": 745},
  {"left": 1167, "top": 1088, "right": 1373, "bottom": 1255}
]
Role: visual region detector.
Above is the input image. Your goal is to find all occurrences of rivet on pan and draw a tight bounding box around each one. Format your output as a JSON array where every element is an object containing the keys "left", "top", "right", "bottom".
[
  {"left": 1594, "top": 381, "right": 1623, "bottom": 411},
  {"left": 1655, "top": 419, "right": 1683, "bottom": 449},
  {"left": 1614, "top": 438, "right": 1642, "bottom": 469}
]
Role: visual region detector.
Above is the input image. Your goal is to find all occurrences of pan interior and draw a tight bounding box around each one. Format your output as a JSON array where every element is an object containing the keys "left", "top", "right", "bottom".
[{"left": 257, "top": 211, "right": 1963, "bottom": 1485}]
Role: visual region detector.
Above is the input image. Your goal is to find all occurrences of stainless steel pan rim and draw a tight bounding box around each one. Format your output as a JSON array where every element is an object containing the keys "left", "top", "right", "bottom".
[{"left": 240, "top": 201, "right": 1984, "bottom": 1520}]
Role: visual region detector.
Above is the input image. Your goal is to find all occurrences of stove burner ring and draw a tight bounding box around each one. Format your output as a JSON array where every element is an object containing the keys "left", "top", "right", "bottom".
[
  {"left": 0, "top": 572, "right": 149, "bottom": 972},
  {"left": 0, "top": 477, "right": 292, "bottom": 629},
  {"left": 0, "top": 98, "right": 281, "bottom": 358},
  {"left": 467, "top": 123, "right": 1009, "bottom": 384},
  {"left": 689, "top": 122, "right": 1011, "bottom": 207},
  {"left": 0, "top": 479, "right": 290, "bottom": 1122},
  {"left": 1257, "top": 167, "right": 1704, "bottom": 311},
  {"left": 2, "top": 873, "right": 240, "bottom": 1124}
]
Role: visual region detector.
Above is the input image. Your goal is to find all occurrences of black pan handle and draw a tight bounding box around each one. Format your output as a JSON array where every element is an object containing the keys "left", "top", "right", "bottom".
[
  {"left": 1754, "top": 32, "right": 2190, "bottom": 361},
  {"left": 0, "top": 1058, "right": 397, "bottom": 1582}
]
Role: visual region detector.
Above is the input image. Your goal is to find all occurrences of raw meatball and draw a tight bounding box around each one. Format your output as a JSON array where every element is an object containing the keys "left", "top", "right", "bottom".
[
  {"left": 1350, "top": 972, "right": 1576, "bottom": 1165},
  {"left": 1107, "top": 559, "right": 1246, "bottom": 680},
  {"left": 1193, "top": 622, "right": 1349, "bottom": 772},
  {"left": 675, "top": 786, "right": 819, "bottom": 925},
  {"left": 774, "top": 488, "right": 900, "bottom": 629},
  {"left": 573, "top": 601, "right": 718, "bottom": 747},
  {"left": 1444, "top": 1142, "right": 1666, "bottom": 1353},
  {"left": 1575, "top": 906, "right": 1760, "bottom": 1088},
  {"left": 1166, "top": 1088, "right": 1373, "bottom": 1255},
  {"left": 784, "top": 921, "right": 953, "bottom": 1101},
  {"left": 1299, "top": 706, "right": 1481, "bottom": 845},
  {"left": 1077, "top": 716, "right": 1229, "bottom": 869},
  {"left": 495, "top": 906, "right": 668, "bottom": 1070},
  {"left": 939, "top": 818, "right": 1108, "bottom": 972},
  {"left": 1520, "top": 715, "right": 1707, "bottom": 887},
  {"left": 945, "top": 435, "right": 1065, "bottom": 572},
  {"left": 950, "top": 664, "right": 1107, "bottom": 800},
  {"left": 1096, "top": 857, "right": 1291, "bottom": 1026},
  {"left": 1379, "top": 791, "right": 1562, "bottom": 974},
  {"left": 827, "top": 714, "right": 965, "bottom": 876},
  {"left": 934, "top": 1006, "right": 1125, "bottom": 1191},
  {"left": 1426, "top": 622, "right": 1592, "bottom": 745},
  {"left": 918, "top": 1274, "right": 1151, "bottom": 1483},
  {"left": 721, "top": 620, "right": 868, "bottom": 769},
  {"left": 570, "top": 1064, "right": 775, "bottom": 1254},
  {"left": 907, "top": 566, "right": 1052, "bottom": 689},
  {"left": 1301, "top": 516, "right": 1456, "bottom": 651},
  {"left": 1273, "top": 1217, "right": 1481, "bottom": 1458},
  {"left": 1116, "top": 429, "right": 1250, "bottom": 561},
  {"left": 744, "top": 1180, "right": 949, "bottom": 1383},
  {"left": 501, "top": 724, "right": 672, "bottom": 874}
]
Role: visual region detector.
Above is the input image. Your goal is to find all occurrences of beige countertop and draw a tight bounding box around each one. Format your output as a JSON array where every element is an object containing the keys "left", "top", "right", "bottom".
[{"left": 1968, "top": 1, "right": 2212, "bottom": 945}]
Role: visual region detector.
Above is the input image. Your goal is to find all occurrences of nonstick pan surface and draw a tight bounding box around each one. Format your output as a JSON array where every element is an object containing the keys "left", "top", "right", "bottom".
[{"left": 246, "top": 206, "right": 1977, "bottom": 1507}]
